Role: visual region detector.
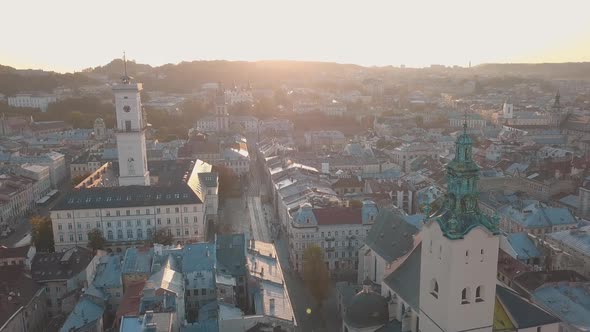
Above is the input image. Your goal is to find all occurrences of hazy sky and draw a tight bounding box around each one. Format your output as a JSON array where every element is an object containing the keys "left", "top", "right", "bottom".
[{"left": 2, "top": 0, "right": 590, "bottom": 72}]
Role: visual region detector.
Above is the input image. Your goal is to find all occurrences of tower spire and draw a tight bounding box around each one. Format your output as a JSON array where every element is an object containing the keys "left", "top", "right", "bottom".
[
  {"left": 463, "top": 108, "right": 468, "bottom": 133},
  {"left": 122, "top": 52, "right": 131, "bottom": 84}
]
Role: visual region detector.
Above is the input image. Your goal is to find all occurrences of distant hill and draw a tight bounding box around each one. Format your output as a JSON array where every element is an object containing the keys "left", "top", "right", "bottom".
[
  {"left": 474, "top": 62, "right": 590, "bottom": 79},
  {"left": 3, "top": 59, "right": 590, "bottom": 97}
]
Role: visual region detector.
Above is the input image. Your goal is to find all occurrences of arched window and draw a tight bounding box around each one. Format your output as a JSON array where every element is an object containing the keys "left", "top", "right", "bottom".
[
  {"left": 430, "top": 279, "right": 439, "bottom": 298},
  {"left": 476, "top": 286, "right": 484, "bottom": 302},
  {"left": 461, "top": 288, "right": 470, "bottom": 304}
]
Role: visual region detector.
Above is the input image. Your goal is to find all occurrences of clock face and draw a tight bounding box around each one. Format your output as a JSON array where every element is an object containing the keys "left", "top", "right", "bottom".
[{"left": 123, "top": 105, "right": 131, "bottom": 112}]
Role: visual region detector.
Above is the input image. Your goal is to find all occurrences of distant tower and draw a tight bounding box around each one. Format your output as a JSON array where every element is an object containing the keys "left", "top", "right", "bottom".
[
  {"left": 94, "top": 118, "right": 106, "bottom": 140},
  {"left": 215, "top": 86, "right": 229, "bottom": 132},
  {"left": 502, "top": 100, "right": 513, "bottom": 119},
  {"left": 114, "top": 54, "right": 150, "bottom": 186},
  {"left": 551, "top": 90, "right": 563, "bottom": 126},
  {"left": 552, "top": 90, "right": 562, "bottom": 113}
]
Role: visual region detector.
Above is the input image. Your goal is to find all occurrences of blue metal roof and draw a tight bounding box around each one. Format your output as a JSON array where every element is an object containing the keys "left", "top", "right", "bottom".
[
  {"left": 532, "top": 283, "right": 590, "bottom": 329},
  {"left": 549, "top": 226, "right": 590, "bottom": 257},
  {"left": 182, "top": 243, "right": 216, "bottom": 272},
  {"left": 506, "top": 233, "right": 542, "bottom": 260},
  {"left": 93, "top": 255, "right": 122, "bottom": 289},
  {"left": 59, "top": 298, "right": 104, "bottom": 332},
  {"left": 122, "top": 248, "right": 153, "bottom": 275}
]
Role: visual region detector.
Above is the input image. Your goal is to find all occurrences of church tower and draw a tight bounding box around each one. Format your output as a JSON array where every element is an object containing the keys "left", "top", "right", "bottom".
[
  {"left": 215, "top": 86, "right": 229, "bottom": 132},
  {"left": 551, "top": 90, "right": 563, "bottom": 126},
  {"left": 419, "top": 122, "right": 499, "bottom": 332},
  {"left": 502, "top": 100, "right": 513, "bottom": 119},
  {"left": 113, "top": 56, "right": 150, "bottom": 186}
]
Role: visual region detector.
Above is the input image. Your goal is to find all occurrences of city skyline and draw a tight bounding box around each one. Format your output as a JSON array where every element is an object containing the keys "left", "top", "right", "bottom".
[{"left": 2, "top": 0, "right": 590, "bottom": 72}]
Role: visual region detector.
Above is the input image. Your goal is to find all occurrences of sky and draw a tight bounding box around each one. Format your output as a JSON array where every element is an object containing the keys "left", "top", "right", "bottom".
[{"left": 2, "top": 0, "right": 590, "bottom": 72}]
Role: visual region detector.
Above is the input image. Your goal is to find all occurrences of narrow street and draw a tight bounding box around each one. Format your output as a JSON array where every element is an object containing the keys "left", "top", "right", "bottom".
[
  {"left": 243, "top": 153, "right": 341, "bottom": 332},
  {"left": 0, "top": 181, "right": 72, "bottom": 248}
]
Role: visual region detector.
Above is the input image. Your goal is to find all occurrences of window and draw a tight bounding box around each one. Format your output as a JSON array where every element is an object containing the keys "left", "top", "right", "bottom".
[
  {"left": 157, "top": 208, "right": 161, "bottom": 213},
  {"left": 136, "top": 220, "right": 141, "bottom": 226},
  {"left": 69, "top": 234, "right": 74, "bottom": 241},
  {"left": 117, "top": 220, "right": 121, "bottom": 227},
  {"left": 146, "top": 209, "right": 150, "bottom": 214},
  {"left": 127, "top": 229, "right": 133, "bottom": 238},
  {"left": 166, "top": 207, "right": 170, "bottom": 213},
  {"left": 184, "top": 217, "right": 188, "bottom": 224},
  {"left": 194, "top": 216, "right": 198, "bottom": 223},
  {"left": 125, "top": 120, "right": 131, "bottom": 131},
  {"left": 461, "top": 288, "right": 470, "bottom": 304},
  {"left": 136, "top": 209, "right": 140, "bottom": 215},
  {"left": 176, "top": 229, "right": 181, "bottom": 236},
  {"left": 117, "top": 229, "right": 123, "bottom": 239},
  {"left": 137, "top": 229, "right": 143, "bottom": 239},
  {"left": 68, "top": 223, "right": 72, "bottom": 230},
  {"left": 167, "top": 218, "right": 171, "bottom": 224},
  {"left": 126, "top": 220, "right": 132, "bottom": 227},
  {"left": 157, "top": 218, "right": 161, "bottom": 225},
  {"left": 185, "top": 229, "right": 189, "bottom": 235},
  {"left": 175, "top": 207, "right": 180, "bottom": 213},
  {"left": 59, "top": 234, "right": 64, "bottom": 242},
  {"left": 116, "top": 210, "right": 121, "bottom": 216},
  {"left": 58, "top": 224, "right": 62, "bottom": 231},
  {"left": 78, "top": 234, "right": 83, "bottom": 241},
  {"left": 176, "top": 217, "right": 180, "bottom": 224},
  {"left": 77, "top": 223, "right": 81, "bottom": 229},
  {"left": 430, "top": 279, "right": 439, "bottom": 298},
  {"left": 107, "top": 231, "right": 113, "bottom": 240},
  {"left": 475, "top": 286, "right": 484, "bottom": 302},
  {"left": 147, "top": 220, "right": 151, "bottom": 226},
  {"left": 183, "top": 207, "right": 188, "bottom": 212}
]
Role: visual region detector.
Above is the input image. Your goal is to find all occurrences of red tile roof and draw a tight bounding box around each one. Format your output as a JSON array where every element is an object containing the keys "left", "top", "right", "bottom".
[
  {"left": 313, "top": 207, "right": 362, "bottom": 225},
  {"left": 114, "top": 280, "right": 145, "bottom": 325},
  {"left": 0, "top": 245, "right": 30, "bottom": 259}
]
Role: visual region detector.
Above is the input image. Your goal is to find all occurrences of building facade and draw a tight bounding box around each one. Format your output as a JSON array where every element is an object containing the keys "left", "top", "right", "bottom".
[
  {"left": 51, "top": 186, "right": 206, "bottom": 252},
  {"left": 8, "top": 93, "right": 57, "bottom": 112},
  {"left": 289, "top": 201, "right": 377, "bottom": 275}
]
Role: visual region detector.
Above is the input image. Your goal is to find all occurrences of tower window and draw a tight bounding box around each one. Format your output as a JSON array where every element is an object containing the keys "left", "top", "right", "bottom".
[
  {"left": 461, "top": 288, "right": 470, "bottom": 304},
  {"left": 430, "top": 279, "right": 439, "bottom": 299},
  {"left": 476, "top": 286, "right": 484, "bottom": 302}
]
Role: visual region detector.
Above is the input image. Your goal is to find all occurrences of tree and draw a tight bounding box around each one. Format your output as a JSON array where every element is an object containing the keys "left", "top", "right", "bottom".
[
  {"left": 150, "top": 229, "right": 174, "bottom": 245},
  {"left": 30, "top": 216, "right": 54, "bottom": 252},
  {"left": 303, "top": 245, "right": 330, "bottom": 307},
  {"left": 349, "top": 200, "right": 363, "bottom": 208},
  {"left": 87, "top": 229, "right": 106, "bottom": 251}
]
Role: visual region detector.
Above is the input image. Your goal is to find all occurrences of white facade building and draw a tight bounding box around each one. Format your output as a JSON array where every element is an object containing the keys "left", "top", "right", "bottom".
[
  {"left": 113, "top": 82, "right": 150, "bottom": 186},
  {"left": 8, "top": 93, "right": 57, "bottom": 112},
  {"left": 50, "top": 187, "right": 206, "bottom": 252}
]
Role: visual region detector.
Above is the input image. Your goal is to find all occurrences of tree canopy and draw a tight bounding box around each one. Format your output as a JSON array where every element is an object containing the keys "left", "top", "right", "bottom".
[
  {"left": 87, "top": 229, "right": 106, "bottom": 251},
  {"left": 303, "top": 245, "right": 330, "bottom": 307},
  {"left": 150, "top": 228, "right": 174, "bottom": 245},
  {"left": 31, "top": 216, "right": 55, "bottom": 252}
]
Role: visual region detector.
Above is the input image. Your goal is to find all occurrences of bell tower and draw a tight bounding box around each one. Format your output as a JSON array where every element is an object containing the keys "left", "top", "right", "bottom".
[
  {"left": 113, "top": 54, "right": 150, "bottom": 186},
  {"left": 419, "top": 121, "right": 499, "bottom": 332}
]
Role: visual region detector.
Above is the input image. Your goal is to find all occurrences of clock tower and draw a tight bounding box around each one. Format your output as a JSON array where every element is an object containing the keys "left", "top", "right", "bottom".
[{"left": 113, "top": 57, "right": 150, "bottom": 186}]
